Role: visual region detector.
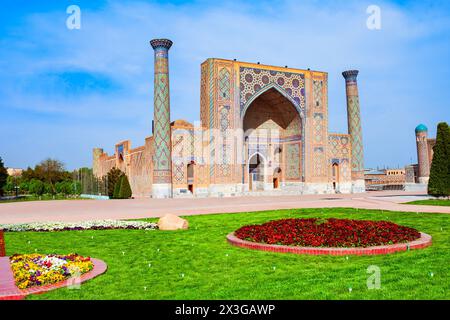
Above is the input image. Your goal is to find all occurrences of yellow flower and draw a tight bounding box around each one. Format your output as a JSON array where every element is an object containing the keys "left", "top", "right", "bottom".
[{"left": 9, "top": 253, "right": 94, "bottom": 289}]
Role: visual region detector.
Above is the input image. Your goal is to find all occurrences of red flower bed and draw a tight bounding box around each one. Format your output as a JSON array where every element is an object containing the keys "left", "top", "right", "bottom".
[{"left": 234, "top": 218, "right": 421, "bottom": 248}]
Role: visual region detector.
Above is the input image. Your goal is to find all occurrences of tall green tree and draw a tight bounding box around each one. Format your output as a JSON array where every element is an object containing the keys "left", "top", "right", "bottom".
[
  {"left": 118, "top": 174, "right": 132, "bottom": 199},
  {"left": 0, "top": 157, "right": 8, "bottom": 196},
  {"left": 428, "top": 122, "right": 450, "bottom": 197},
  {"left": 55, "top": 181, "right": 76, "bottom": 195},
  {"left": 4, "top": 176, "right": 17, "bottom": 194},
  {"left": 113, "top": 175, "right": 123, "bottom": 199},
  {"left": 106, "top": 167, "right": 125, "bottom": 198},
  {"left": 21, "top": 167, "right": 36, "bottom": 181},
  {"left": 35, "top": 158, "right": 69, "bottom": 194},
  {"left": 72, "top": 181, "right": 82, "bottom": 195},
  {"left": 29, "top": 179, "right": 45, "bottom": 196},
  {"left": 74, "top": 167, "right": 93, "bottom": 194},
  {"left": 19, "top": 181, "right": 30, "bottom": 193}
]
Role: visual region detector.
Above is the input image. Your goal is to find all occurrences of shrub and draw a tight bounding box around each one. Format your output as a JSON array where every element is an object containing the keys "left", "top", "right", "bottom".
[
  {"left": 106, "top": 168, "right": 124, "bottom": 198},
  {"left": 56, "top": 181, "right": 77, "bottom": 195},
  {"left": 428, "top": 122, "right": 450, "bottom": 197},
  {"left": 72, "top": 181, "right": 82, "bottom": 195},
  {"left": 0, "top": 157, "right": 8, "bottom": 196},
  {"left": 112, "top": 175, "right": 123, "bottom": 199},
  {"left": 43, "top": 183, "right": 53, "bottom": 195},
  {"left": 29, "top": 179, "right": 44, "bottom": 196},
  {"left": 55, "top": 181, "right": 64, "bottom": 194},
  {"left": 19, "top": 181, "right": 29, "bottom": 193},
  {"left": 4, "top": 176, "right": 15, "bottom": 193},
  {"left": 118, "top": 174, "right": 132, "bottom": 199}
]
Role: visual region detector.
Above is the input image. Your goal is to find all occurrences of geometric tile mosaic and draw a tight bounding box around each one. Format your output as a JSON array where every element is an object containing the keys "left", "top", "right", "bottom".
[{"left": 239, "top": 67, "right": 305, "bottom": 113}]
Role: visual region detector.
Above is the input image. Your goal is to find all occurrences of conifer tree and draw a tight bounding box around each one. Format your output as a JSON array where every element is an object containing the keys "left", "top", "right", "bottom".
[
  {"left": 118, "top": 174, "right": 132, "bottom": 199},
  {"left": 428, "top": 122, "right": 450, "bottom": 197},
  {"left": 106, "top": 167, "right": 124, "bottom": 198},
  {"left": 0, "top": 157, "right": 8, "bottom": 197},
  {"left": 113, "top": 175, "right": 123, "bottom": 199}
]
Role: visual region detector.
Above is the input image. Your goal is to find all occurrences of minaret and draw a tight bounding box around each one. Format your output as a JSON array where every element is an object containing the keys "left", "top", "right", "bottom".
[
  {"left": 342, "top": 70, "right": 365, "bottom": 192},
  {"left": 415, "top": 124, "right": 430, "bottom": 184},
  {"left": 150, "top": 39, "right": 173, "bottom": 198}
]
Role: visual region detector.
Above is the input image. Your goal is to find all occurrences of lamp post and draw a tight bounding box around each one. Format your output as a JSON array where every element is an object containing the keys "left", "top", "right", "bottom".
[{"left": 13, "top": 176, "right": 19, "bottom": 198}]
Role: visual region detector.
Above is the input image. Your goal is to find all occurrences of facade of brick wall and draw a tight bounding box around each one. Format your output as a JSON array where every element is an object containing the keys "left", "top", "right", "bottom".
[{"left": 93, "top": 40, "right": 365, "bottom": 198}]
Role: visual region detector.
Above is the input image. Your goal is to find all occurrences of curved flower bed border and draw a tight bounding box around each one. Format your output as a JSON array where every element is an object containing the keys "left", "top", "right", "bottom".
[
  {"left": 227, "top": 232, "right": 432, "bottom": 256},
  {"left": 0, "top": 219, "right": 157, "bottom": 232},
  {"left": 11, "top": 253, "right": 94, "bottom": 289},
  {"left": 0, "top": 258, "right": 107, "bottom": 300},
  {"left": 234, "top": 218, "right": 421, "bottom": 248}
]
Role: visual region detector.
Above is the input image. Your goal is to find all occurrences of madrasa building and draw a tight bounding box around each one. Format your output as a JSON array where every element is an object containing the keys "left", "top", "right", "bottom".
[{"left": 93, "top": 39, "right": 366, "bottom": 198}]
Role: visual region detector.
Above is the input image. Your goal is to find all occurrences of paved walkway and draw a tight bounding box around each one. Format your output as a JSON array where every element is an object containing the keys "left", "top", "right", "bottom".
[
  {"left": 0, "top": 257, "right": 23, "bottom": 300},
  {"left": 0, "top": 191, "right": 448, "bottom": 224}
]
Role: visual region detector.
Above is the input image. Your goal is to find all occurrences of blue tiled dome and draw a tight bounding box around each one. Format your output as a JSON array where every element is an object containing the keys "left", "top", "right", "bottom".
[{"left": 415, "top": 124, "right": 428, "bottom": 133}]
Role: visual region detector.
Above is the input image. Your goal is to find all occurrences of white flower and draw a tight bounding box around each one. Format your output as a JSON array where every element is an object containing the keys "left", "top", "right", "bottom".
[{"left": 0, "top": 220, "right": 158, "bottom": 232}]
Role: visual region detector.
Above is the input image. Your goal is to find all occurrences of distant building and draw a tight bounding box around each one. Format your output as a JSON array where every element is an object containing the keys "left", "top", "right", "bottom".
[
  {"left": 405, "top": 164, "right": 419, "bottom": 184},
  {"left": 404, "top": 124, "right": 436, "bottom": 191},
  {"left": 365, "top": 124, "right": 437, "bottom": 192},
  {"left": 365, "top": 168, "right": 405, "bottom": 191},
  {"left": 366, "top": 124, "right": 437, "bottom": 192},
  {"left": 6, "top": 168, "right": 23, "bottom": 177},
  {"left": 93, "top": 38, "right": 366, "bottom": 198}
]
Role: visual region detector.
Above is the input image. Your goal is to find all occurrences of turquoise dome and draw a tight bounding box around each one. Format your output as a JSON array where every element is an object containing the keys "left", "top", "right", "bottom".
[{"left": 415, "top": 124, "right": 428, "bottom": 133}]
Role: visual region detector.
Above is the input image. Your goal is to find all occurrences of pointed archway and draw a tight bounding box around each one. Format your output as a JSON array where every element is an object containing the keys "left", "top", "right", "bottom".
[
  {"left": 241, "top": 83, "right": 305, "bottom": 120},
  {"left": 187, "top": 161, "right": 195, "bottom": 194},
  {"left": 273, "top": 167, "right": 281, "bottom": 189},
  {"left": 331, "top": 162, "right": 339, "bottom": 192},
  {"left": 243, "top": 85, "right": 304, "bottom": 191},
  {"left": 248, "top": 153, "right": 265, "bottom": 191}
]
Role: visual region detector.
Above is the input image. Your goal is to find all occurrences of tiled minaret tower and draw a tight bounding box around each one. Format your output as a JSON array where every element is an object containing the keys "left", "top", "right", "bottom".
[
  {"left": 415, "top": 124, "right": 430, "bottom": 184},
  {"left": 150, "top": 39, "right": 173, "bottom": 198},
  {"left": 342, "top": 70, "right": 365, "bottom": 192}
]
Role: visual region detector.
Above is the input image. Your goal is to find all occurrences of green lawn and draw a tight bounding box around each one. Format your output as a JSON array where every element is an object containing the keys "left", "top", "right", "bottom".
[
  {"left": 4, "top": 208, "right": 450, "bottom": 300},
  {"left": 406, "top": 199, "right": 450, "bottom": 206}
]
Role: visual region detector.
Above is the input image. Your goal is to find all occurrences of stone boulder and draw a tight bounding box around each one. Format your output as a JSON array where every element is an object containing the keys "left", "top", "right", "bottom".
[{"left": 157, "top": 214, "right": 189, "bottom": 231}]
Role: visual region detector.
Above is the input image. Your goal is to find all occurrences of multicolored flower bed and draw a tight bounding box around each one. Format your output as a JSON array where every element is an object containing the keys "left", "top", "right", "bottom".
[
  {"left": 234, "top": 218, "right": 421, "bottom": 248},
  {"left": 0, "top": 219, "right": 157, "bottom": 232},
  {"left": 10, "top": 253, "right": 94, "bottom": 289}
]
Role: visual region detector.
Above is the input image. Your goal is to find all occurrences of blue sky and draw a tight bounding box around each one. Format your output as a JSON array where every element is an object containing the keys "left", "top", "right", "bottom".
[{"left": 0, "top": 0, "right": 449, "bottom": 170}]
